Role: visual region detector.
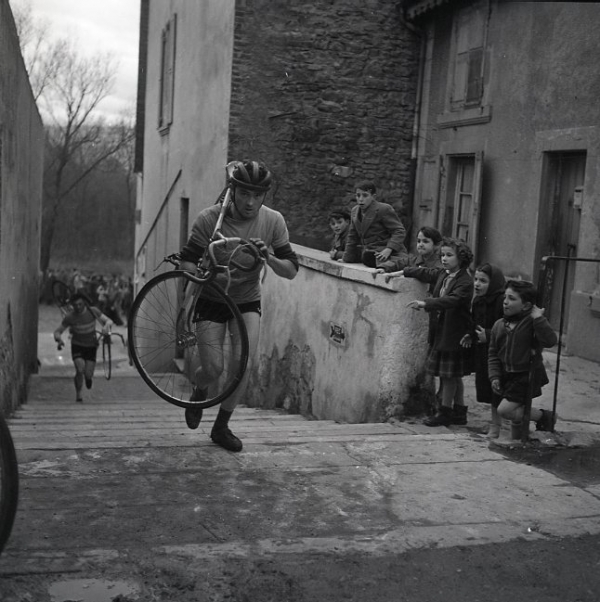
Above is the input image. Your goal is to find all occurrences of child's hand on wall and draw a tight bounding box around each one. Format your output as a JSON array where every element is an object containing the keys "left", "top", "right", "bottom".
[
  {"left": 406, "top": 300, "right": 424, "bottom": 311},
  {"left": 382, "top": 270, "right": 404, "bottom": 283}
]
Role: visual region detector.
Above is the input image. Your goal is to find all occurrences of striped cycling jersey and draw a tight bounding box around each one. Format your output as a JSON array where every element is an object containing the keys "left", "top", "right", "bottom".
[{"left": 62, "top": 307, "right": 102, "bottom": 347}]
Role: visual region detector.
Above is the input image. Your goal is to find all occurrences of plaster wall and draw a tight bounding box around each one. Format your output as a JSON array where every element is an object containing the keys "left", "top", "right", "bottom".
[
  {"left": 246, "top": 246, "right": 432, "bottom": 423},
  {"left": 0, "top": 0, "right": 44, "bottom": 414},
  {"left": 413, "top": 1, "right": 600, "bottom": 360},
  {"left": 136, "top": 0, "right": 235, "bottom": 284}
]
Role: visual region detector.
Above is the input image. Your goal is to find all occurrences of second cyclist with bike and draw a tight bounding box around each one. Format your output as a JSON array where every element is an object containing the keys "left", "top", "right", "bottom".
[{"left": 54, "top": 293, "right": 114, "bottom": 402}]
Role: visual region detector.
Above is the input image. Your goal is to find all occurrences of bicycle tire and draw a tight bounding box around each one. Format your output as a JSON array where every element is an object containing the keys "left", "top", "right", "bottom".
[
  {"left": 52, "top": 280, "right": 72, "bottom": 313},
  {"left": 128, "top": 271, "right": 249, "bottom": 409},
  {"left": 103, "top": 336, "right": 112, "bottom": 380},
  {"left": 0, "top": 413, "right": 19, "bottom": 556}
]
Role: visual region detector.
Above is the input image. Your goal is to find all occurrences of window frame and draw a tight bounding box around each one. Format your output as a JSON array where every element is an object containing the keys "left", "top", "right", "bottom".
[
  {"left": 438, "top": 152, "right": 484, "bottom": 261},
  {"left": 158, "top": 14, "right": 177, "bottom": 131}
]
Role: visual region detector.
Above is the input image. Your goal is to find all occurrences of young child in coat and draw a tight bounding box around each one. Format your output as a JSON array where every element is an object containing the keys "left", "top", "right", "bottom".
[
  {"left": 328, "top": 207, "right": 351, "bottom": 261},
  {"left": 410, "top": 226, "right": 443, "bottom": 269},
  {"left": 461, "top": 264, "right": 505, "bottom": 438},
  {"left": 382, "top": 226, "right": 442, "bottom": 280},
  {"left": 402, "top": 237, "right": 474, "bottom": 427},
  {"left": 488, "top": 280, "right": 558, "bottom": 440},
  {"left": 342, "top": 181, "right": 409, "bottom": 271}
]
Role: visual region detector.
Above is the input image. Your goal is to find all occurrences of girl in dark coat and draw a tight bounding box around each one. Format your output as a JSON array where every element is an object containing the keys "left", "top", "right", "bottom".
[
  {"left": 402, "top": 238, "right": 474, "bottom": 427},
  {"left": 461, "top": 264, "right": 505, "bottom": 438}
]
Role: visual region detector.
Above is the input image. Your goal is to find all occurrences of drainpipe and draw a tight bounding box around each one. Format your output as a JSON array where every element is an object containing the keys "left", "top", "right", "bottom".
[{"left": 400, "top": 8, "right": 426, "bottom": 243}]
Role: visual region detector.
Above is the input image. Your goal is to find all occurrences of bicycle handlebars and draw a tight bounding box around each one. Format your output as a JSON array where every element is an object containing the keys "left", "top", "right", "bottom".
[{"left": 163, "top": 235, "right": 264, "bottom": 283}]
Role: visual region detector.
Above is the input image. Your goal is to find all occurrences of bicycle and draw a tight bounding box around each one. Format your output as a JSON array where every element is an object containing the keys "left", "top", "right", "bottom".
[
  {"left": 0, "top": 411, "right": 19, "bottom": 557},
  {"left": 97, "top": 330, "right": 127, "bottom": 381},
  {"left": 128, "top": 163, "right": 265, "bottom": 410},
  {"left": 51, "top": 279, "right": 74, "bottom": 316}
]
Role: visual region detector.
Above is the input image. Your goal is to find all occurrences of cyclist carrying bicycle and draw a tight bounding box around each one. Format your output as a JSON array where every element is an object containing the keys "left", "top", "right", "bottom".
[
  {"left": 178, "top": 159, "right": 299, "bottom": 451},
  {"left": 53, "top": 292, "right": 113, "bottom": 402}
]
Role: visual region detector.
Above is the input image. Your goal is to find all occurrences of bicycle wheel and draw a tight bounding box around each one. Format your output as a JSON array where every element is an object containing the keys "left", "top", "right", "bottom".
[
  {"left": 128, "top": 271, "right": 249, "bottom": 409},
  {"left": 102, "top": 336, "right": 112, "bottom": 380},
  {"left": 52, "top": 280, "right": 72, "bottom": 315},
  {"left": 0, "top": 413, "right": 19, "bottom": 556}
]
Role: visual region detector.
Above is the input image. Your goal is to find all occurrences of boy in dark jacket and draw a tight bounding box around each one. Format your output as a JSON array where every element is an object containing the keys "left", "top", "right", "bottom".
[
  {"left": 342, "top": 181, "right": 409, "bottom": 271},
  {"left": 488, "top": 280, "right": 558, "bottom": 440}
]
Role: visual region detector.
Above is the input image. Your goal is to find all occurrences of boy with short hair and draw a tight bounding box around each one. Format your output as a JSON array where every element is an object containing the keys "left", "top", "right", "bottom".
[
  {"left": 328, "top": 207, "right": 351, "bottom": 261},
  {"left": 342, "top": 181, "right": 408, "bottom": 271},
  {"left": 488, "top": 280, "right": 558, "bottom": 440}
]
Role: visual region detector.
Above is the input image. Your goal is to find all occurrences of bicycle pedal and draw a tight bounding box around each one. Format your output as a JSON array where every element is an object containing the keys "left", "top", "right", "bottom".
[{"left": 215, "top": 265, "right": 228, "bottom": 274}]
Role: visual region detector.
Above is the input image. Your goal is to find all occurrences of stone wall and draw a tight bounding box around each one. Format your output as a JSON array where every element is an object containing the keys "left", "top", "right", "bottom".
[
  {"left": 229, "top": 0, "right": 420, "bottom": 249},
  {"left": 0, "top": 0, "right": 44, "bottom": 415}
]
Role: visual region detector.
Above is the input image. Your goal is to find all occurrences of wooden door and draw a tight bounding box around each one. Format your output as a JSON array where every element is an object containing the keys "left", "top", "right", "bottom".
[{"left": 538, "top": 152, "right": 586, "bottom": 331}]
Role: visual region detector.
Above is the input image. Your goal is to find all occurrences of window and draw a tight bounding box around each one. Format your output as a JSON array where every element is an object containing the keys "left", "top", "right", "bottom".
[
  {"left": 158, "top": 14, "right": 177, "bottom": 130},
  {"left": 439, "top": 152, "right": 484, "bottom": 260},
  {"left": 179, "top": 197, "right": 189, "bottom": 249},
  {"left": 450, "top": 5, "right": 485, "bottom": 110}
]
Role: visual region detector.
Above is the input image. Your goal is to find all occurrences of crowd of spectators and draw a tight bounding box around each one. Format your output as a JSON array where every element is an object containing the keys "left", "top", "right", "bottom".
[{"left": 40, "top": 268, "right": 133, "bottom": 326}]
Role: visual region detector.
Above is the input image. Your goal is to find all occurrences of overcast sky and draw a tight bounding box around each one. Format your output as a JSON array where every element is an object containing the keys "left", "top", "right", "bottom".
[{"left": 10, "top": 0, "right": 141, "bottom": 121}]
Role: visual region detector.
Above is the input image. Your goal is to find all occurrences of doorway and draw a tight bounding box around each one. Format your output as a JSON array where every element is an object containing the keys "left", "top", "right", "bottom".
[{"left": 537, "top": 152, "right": 586, "bottom": 331}]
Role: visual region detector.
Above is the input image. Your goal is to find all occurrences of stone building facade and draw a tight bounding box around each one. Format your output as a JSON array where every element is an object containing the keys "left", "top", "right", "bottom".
[
  {"left": 228, "top": 1, "right": 420, "bottom": 248},
  {"left": 0, "top": 0, "right": 44, "bottom": 414}
]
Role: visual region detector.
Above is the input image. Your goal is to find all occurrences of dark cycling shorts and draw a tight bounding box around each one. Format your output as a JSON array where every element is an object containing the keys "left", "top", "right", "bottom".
[
  {"left": 193, "top": 298, "right": 262, "bottom": 324},
  {"left": 72, "top": 344, "right": 98, "bottom": 363}
]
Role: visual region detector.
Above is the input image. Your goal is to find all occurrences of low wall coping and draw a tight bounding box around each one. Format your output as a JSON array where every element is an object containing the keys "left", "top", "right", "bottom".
[{"left": 293, "top": 244, "right": 405, "bottom": 292}]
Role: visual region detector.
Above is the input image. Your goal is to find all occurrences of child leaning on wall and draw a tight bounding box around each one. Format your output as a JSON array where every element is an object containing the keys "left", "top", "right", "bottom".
[
  {"left": 460, "top": 264, "right": 505, "bottom": 438},
  {"left": 488, "top": 279, "right": 558, "bottom": 440},
  {"left": 401, "top": 237, "right": 474, "bottom": 427},
  {"left": 382, "top": 226, "right": 443, "bottom": 280},
  {"left": 328, "top": 207, "right": 351, "bottom": 261}
]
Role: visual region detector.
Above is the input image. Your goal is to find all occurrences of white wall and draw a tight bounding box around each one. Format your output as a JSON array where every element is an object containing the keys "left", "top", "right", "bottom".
[
  {"left": 247, "top": 247, "right": 433, "bottom": 423},
  {"left": 136, "top": 0, "right": 235, "bottom": 287}
]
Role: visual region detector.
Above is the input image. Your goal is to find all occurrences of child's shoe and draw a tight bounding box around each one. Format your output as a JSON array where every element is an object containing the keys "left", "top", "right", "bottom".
[
  {"left": 424, "top": 405, "right": 453, "bottom": 427},
  {"left": 535, "top": 409, "right": 557, "bottom": 432},
  {"left": 451, "top": 405, "right": 468, "bottom": 425}
]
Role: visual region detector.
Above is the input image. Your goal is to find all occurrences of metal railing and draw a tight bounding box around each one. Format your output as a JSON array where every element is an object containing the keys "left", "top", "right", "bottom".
[{"left": 522, "top": 253, "right": 600, "bottom": 441}]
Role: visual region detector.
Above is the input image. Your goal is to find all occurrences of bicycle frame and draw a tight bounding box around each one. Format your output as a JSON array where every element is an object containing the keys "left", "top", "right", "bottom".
[{"left": 128, "top": 162, "right": 265, "bottom": 409}]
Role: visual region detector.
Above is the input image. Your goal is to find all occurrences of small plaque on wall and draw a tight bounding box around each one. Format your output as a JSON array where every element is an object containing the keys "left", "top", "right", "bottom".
[{"left": 329, "top": 322, "right": 346, "bottom": 346}]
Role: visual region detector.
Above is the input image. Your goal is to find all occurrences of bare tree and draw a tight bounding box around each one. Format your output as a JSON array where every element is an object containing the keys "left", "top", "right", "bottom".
[
  {"left": 11, "top": 1, "right": 63, "bottom": 101},
  {"left": 12, "top": 1, "right": 135, "bottom": 273}
]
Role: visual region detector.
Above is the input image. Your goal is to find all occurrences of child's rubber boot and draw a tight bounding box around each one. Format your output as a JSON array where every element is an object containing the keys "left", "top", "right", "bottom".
[
  {"left": 424, "top": 405, "right": 453, "bottom": 427},
  {"left": 451, "top": 405, "right": 468, "bottom": 425},
  {"left": 486, "top": 422, "right": 501, "bottom": 439},
  {"left": 535, "top": 409, "right": 557, "bottom": 432},
  {"left": 510, "top": 421, "right": 523, "bottom": 441}
]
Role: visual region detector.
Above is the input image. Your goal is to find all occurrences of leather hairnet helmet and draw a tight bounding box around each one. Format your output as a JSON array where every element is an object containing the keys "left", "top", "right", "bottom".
[{"left": 229, "top": 160, "right": 272, "bottom": 192}]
